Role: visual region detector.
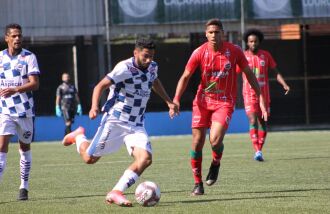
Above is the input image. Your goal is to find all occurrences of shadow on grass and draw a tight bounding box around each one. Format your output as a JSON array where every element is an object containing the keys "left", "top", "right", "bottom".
[
  {"left": 276, "top": 156, "right": 330, "bottom": 161},
  {"left": 237, "top": 187, "right": 330, "bottom": 194},
  {"left": 177, "top": 195, "right": 305, "bottom": 204},
  {"left": 0, "top": 194, "right": 105, "bottom": 205}
]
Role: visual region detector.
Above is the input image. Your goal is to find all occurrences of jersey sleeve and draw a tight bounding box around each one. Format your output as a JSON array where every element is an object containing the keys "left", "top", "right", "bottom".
[
  {"left": 266, "top": 51, "right": 277, "bottom": 69},
  {"left": 107, "top": 61, "right": 130, "bottom": 84},
  {"left": 235, "top": 47, "right": 249, "bottom": 72},
  {"left": 185, "top": 48, "right": 201, "bottom": 74},
  {"left": 56, "top": 86, "right": 62, "bottom": 97},
  {"left": 27, "top": 53, "right": 40, "bottom": 76}
]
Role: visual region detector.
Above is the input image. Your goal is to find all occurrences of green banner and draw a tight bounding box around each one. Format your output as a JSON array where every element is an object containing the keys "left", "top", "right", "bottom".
[
  {"left": 110, "top": 0, "right": 330, "bottom": 25},
  {"left": 111, "top": 0, "right": 241, "bottom": 24}
]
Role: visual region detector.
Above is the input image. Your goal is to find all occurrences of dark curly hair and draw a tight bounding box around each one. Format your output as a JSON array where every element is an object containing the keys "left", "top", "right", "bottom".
[
  {"left": 243, "top": 29, "right": 264, "bottom": 44},
  {"left": 135, "top": 37, "right": 155, "bottom": 50}
]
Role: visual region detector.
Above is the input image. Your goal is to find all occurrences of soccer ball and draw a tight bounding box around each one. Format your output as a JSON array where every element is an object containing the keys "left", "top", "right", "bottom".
[{"left": 135, "top": 181, "right": 161, "bottom": 206}]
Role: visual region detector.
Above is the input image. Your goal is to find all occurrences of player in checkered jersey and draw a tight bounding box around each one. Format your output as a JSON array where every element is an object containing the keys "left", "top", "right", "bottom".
[
  {"left": 0, "top": 24, "right": 40, "bottom": 200},
  {"left": 62, "top": 38, "right": 178, "bottom": 207}
]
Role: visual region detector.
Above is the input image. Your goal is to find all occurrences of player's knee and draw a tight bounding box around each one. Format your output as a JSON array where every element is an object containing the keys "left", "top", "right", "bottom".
[
  {"left": 248, "top": 114, "right": 257, "bottom": 125},
  {"left": 141, "top": 156, "right": 152, "bottom": 168}
]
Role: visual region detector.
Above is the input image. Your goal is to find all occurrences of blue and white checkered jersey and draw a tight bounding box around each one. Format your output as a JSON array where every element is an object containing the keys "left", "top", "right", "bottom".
[
  {"left": 0, "top": 49, "right": 40, "bottom": 117},
  {"left": 102, "top": 57, "right": 158, "bottom": 127}
]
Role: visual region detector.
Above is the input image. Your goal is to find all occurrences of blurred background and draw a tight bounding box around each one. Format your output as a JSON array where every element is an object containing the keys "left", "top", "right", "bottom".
[{"left": 0, "top": 0, "right": 329, "bottom": 129}]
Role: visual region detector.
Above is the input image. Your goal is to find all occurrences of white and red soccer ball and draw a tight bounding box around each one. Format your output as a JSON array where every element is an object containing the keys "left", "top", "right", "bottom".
[{"left": 135, "top": 181, "right": 161, "bottom": 207}]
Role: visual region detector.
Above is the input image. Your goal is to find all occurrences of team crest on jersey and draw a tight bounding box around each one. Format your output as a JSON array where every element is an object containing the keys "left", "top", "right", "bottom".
[
  {"left": 260, "top": 60, "right": 265, "bottom": 66},
  {"left": 225, "top": 49, "right": 231, "bottom": 57},
  {"left": 23, "top": 131, "right": 32, "bottom": 139},
  {"left": 224, "top": 61, "right": 231, "bottom": 70}
]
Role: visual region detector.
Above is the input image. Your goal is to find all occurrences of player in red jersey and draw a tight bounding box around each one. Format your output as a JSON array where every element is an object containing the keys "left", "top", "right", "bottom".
[
  {"left": 241, "top": 29, "right": 290, "bottom": 161},
  {"left": 173, "top": 19, "right": 268, "bottom": 195}
]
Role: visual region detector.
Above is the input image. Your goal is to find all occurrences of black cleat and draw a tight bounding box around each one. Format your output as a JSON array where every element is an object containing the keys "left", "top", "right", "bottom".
[
  {"left": 205, "top": 163, "right": 220, "bottom": 186},
  {"left": 17, "top": 188, "right": 28, "bottom": 201},
  {"left": 191, "top": 182, "right": 204, "bottom": 196}
]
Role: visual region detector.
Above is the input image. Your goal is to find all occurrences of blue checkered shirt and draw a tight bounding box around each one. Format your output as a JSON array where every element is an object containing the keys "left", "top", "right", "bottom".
[
  {"left": 0, "top": 49, "right": 40, "bottom": 117},
  {"left": 102, "top": 57, "right": 158, "bottom": 127}
]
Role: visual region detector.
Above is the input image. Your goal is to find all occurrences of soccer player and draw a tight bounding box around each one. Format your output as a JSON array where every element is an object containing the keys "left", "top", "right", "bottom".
[
  {"left": 242, "top": 29, "right": 290, "bottom": 161},
  {"left": 55, "top": 73, "right": 82, "bottom": 136},
  {"left": 62, "top": 38, "right": 178, "bottom": 206},
  {"left": 173, "top": 18, "right": 267, "bottom": 195},
  {"left": 0, "top": 23, "right": 40, "bottom": 200}
]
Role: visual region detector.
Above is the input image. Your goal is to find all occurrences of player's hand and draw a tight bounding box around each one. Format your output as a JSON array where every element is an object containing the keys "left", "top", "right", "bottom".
[
  {"left": 55, "top": 105, "right": 62, "bottom": 117},
  {"left": 283, "top": 85, "right": 290, "bottom": 95},
  {"left": 76, "top": 104, "right": 83, "bottom": 115},
  {"left": 89, "top": 107, "right": 99, "bottom": 120},
  {"left": 0, "top": 88, "right": 18, "bottom": 98},
  {"left": 259, "top": 95, "right": 268, "bottom": 122},
  {"left": 168, "top": 102, "right": 179, "bottom": 119}
]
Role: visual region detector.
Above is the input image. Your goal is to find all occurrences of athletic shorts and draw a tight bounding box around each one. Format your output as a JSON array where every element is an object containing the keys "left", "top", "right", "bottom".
[
  {"left": 87, "top": 114, "right": 152, "bottom": 157},
  {"left": 0, "top": 114, "right": 34, "bottom": 144},
  {"left": 192, "top": 99, "right": 234, "bottom": 129},
  {"left": 62, "top": 107, "right": 75, "bottom": 122},
  {"left": 244, "top": 100, "right": 270, "bottom": 116}
]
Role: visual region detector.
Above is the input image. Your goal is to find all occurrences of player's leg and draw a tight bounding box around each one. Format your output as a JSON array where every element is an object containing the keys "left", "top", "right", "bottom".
[
  {"left": 190, "top": 127, "right": 207, "bottom": 195},
  {"left": 205, "top": 104, "right": 234, "bottom": 186},
  {"left": 106, "top": 130, "right": 152, "bottom": 206},
  {"left": 255, "top": 113, "right": 267, "bottom": 161},
  {"left": 0, "top": 135, "right": 10, "bottom": 183},
  {"left": 206, "top": 121, "right": 225, "bottom": 186},
  {"left": 257, "top": 117, "right": 267, "bottom": 150},
  {"left": 18, "top": 142, "right": 31, "bottom": 200},
  {"left": 62, "top": 109, "right": 73, "bottom": 135},
  {"left": 62, "top": 126, "right": 100, "bottom": 164},
  {"left": 247, "top": 112, "right": 259, "bottom": 152},
  {"left": 190, "top": 101, "right": 210, "bottom": 195},
  {"left": 0, "top": 115, "right": 15, "bottom": 190},
  {"left": 16, "top": 117, "right": 35, "bottom": 200}
]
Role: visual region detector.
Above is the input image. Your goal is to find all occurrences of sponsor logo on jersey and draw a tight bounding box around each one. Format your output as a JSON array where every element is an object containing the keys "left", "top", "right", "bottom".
[
  {"left": 211, "top": 70, "right": 229, "bottom": 78},
  {"left": 260, "top": 60, "right": 265, "bottom": 66},
  {"left": 133, "top": 89, "right": 150, "bottom": 97},
  {"left": 0, "top": 80, "right": 22, "bottom": 88},
  {"left": 224, "top": 61, "right": 231, "bottom": 70}
]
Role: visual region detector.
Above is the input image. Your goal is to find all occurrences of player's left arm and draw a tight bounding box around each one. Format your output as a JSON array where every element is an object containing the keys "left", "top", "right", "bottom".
[
  {"left": 0, "top": 75, "right": 39, "bottom": 98},
  {"left": 271, "top": 67, "right": 290, "bottom": 95},
  {"left": 152, "top": 78, "right": 179, "bottom": 119}
]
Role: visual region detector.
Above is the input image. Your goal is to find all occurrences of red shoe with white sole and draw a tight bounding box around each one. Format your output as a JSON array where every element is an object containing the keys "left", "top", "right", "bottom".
[
  {"left": 105, "top": 190, "right": 132, "bottom": 207},
  {"left": 62, "top": 126, "right": 85, "bottom": 146}
]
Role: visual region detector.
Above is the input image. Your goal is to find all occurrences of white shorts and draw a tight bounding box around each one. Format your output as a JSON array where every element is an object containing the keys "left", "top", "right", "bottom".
[
  {"left": 87, "top": 114, "right": 152, "bottom": 157},
  {"left": 0, "top": 114, "right": 34, "bottom": 144}
]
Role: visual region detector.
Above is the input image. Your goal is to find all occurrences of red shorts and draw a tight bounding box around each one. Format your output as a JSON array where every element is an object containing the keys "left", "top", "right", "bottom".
[
  {"left": 244, "top": 100, "right": 270, "bottom": 116},
  {"left": 192, "top": 99, "right": 234, "bottom": 129}
]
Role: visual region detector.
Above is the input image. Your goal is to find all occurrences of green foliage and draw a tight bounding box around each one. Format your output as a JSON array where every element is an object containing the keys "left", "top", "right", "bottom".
[{"left": 1, "top": 131, "right": 329, "bottom": 213}]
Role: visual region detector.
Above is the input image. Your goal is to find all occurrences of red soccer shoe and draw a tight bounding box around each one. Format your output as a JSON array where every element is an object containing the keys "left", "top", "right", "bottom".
[
  {"left": 105, "top": 190, "right": 132, "bottom": 207},
  {"left": 62, "top": 126, "right": 85, "bottom": 146}
]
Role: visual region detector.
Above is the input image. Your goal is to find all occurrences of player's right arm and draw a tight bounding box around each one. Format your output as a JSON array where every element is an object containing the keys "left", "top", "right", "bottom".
[
  {"left": 242, "top": 66, "right": 268, "bottom": 121},
  {"left": 173, "top": 69, "right": 194, "bottom": 110},
  {"left": 89, "top": 77, "right": 112, "bottom": 119},
  {"left": 173, "top": 48, "right": 200, "bottom": 110}
]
